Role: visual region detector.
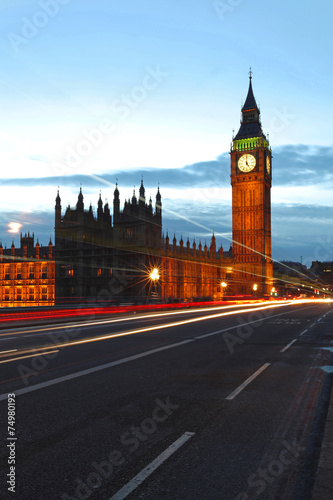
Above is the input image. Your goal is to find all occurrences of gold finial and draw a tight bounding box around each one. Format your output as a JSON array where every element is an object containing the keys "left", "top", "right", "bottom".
[{"left": 249, "top": 67, "right": 252, "bottom": 80}]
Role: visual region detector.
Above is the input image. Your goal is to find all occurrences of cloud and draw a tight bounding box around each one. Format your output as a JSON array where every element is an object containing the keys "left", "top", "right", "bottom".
[
  {"left": 28, "top": 154, "right": 48, "bottom": 162},
  {"left": 162, "top": 198, "right": 232, "bottom": 248},
  {"left": 0, "top": 154, "right": 230, "bottom": 190},
  {"left": 3, "top": 144, "right": 333, "bottom": 192},
  {"left": 272, "top": 203, "right": 333, "bottom": 265},
  {"left": 272, "top": 144, "right": 333, "bottom": 186}
]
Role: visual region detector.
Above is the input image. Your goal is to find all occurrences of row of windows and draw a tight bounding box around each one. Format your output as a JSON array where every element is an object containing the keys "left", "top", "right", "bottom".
[
  {"left": 1, "top": 273, "right": 49, "bottom": 280},
  {"left": 1, "top": 288, "right": 52, "bottom": 301},
  {"left": 0, "top": 265, "right": 51, "bottom": 279},
  {"left": 64, "top": 268, "right": 113, "bottom": 277}
]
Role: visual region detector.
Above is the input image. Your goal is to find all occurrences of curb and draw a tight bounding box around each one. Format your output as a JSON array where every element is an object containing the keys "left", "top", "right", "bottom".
[{"left": 311, "top": 386, "right": 333, "bottom": 499}]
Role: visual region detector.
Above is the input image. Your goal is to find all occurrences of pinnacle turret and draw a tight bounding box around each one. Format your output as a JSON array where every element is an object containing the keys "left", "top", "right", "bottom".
[
  {"left": 139, "top": 179, "right": 145, "bottom": 205},
  {"left": 76, "top": 187, "right": 84, "bottom": 211}
]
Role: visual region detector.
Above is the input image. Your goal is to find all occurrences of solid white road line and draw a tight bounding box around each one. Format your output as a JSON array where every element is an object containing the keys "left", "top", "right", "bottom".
[
  {"left": 280, "top": 339, "right": 297, "bottom": 353},
  {"left": 225, "top": 363, "right": 270, "bottom": 400},
  {"left": 109, "top": 432, "right": 195, "bottom": 500},
  {"left": 0, "top": 340, "right": 193, "bottom": 401},
  {"left": 299, "top": 329, "right": 308, "bottom": 336}
]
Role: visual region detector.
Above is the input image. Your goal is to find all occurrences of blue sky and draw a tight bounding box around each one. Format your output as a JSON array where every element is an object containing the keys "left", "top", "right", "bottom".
[{"left": 0, "top": 0, "right": 333, "bottom": 265}]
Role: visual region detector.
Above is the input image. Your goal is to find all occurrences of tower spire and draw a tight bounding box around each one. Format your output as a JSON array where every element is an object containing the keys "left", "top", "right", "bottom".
[
  {"left": 233, "top": 71, "right": 266, "bottom": 141},
  {"left": 241, "top": 72, "right": 258, "bottom": 113}
]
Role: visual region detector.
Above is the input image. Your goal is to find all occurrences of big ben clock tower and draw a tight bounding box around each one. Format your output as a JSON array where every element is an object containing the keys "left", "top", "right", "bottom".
[{"left": 230, "top": 71, "right": 273, "bottom": 295}]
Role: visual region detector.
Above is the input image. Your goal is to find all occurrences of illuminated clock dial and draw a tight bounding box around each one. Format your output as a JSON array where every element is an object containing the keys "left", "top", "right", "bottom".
[
  {"left": 266, "top": 156, "right": 271, "bottom": 174},
  {"left": 238, "top": 154, "right": 256, "bottom": 172}
]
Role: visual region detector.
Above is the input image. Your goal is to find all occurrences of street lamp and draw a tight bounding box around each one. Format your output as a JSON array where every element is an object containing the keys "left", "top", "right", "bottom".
[
  {"left": 149, "top": 267, "right": 160, "bottom": 302},
  {"left": 150, "top": 268, "right": 160, "bottom": 281},
  {"left": 221, "top": 281, "right": 227, "bottom": 299},
  {"left": 253, "top": 283, "right": 258, "bottom": 297}
]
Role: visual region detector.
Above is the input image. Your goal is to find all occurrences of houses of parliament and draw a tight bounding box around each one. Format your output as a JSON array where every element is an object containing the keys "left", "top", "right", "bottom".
[{"left": 0, "top": 75, "right": 273, "bottom": 306}]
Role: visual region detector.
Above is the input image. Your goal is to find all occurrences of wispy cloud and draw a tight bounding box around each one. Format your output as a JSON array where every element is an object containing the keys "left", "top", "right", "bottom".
[
  {"left": 2, "top": 143, "right": 333, "bottom": 190},
  {"left": 0, "top": 155, "right": 230, "bottom": 189},
  {"left": 272, "top": 144, "right": 333, "bottom": 186}
]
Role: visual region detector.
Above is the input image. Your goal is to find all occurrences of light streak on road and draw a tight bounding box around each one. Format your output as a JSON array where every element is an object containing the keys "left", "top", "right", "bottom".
[
  {"left": 0, "top": 300, "right": 324, "bottom": 364},
  {"left": 0, "top": 299, "right": 312, "bottom": 338},
  {"left": 0, "top": 350, "right": 59, "bottom": 365}
]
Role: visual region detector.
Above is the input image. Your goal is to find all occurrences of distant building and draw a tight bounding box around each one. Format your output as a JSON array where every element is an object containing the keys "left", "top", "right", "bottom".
[
  {"left": 0, "top": 233, "right": 55, "bottom": 307},
  {"left": 310, "top": 261, "right": 333, "bottom": 293},
  {"left": 273, "top": 260, "right": 320, "bottom": 296}
]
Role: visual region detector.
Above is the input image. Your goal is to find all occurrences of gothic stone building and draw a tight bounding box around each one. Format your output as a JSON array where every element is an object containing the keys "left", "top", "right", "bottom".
[
  {"left": 162, "top": 234, "right": 233, "bottom": 300},
  {"left": 54, "top": 182, "right": 233, "bottom": 303},
  {"left": 55, "top": 182, "right": 162, "bottom": 303}
]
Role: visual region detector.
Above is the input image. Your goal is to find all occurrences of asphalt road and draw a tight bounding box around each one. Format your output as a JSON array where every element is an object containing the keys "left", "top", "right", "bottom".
[{"left": 0, "top": 300, "right": 332, "bottom": 500}]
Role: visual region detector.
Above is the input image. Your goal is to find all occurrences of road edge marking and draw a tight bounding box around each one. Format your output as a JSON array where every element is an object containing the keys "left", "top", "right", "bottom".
[
  {"left": 299, "top": 329, "right": 308, "bottom": 336},
  {"left": 109, "top": 432, "right": 195, "bottom": 500},
  {"left": 280, "top": 339, "right": 297, "bottom": 353},
  {"left": 226, "top": 363, "right": 270, "bottom": 400}
]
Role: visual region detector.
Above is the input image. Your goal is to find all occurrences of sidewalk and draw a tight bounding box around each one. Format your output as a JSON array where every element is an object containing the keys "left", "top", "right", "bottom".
[{"left": 311, "top": 385, "right": 333, "bottom": 499}]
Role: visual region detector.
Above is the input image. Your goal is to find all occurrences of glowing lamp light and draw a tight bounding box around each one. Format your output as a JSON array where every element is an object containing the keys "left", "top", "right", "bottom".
[
  {"left": 8, "top": 222, "right": 22, "bottom": 234},
  {"left": 253, "top": 284, "right": 258, "bottom": 291},
  {"left": 221, "top": 282, "right": 227, "bottom": 288},
  {"left": 150, "top": 268, "right": 160, "bottom": 281}
]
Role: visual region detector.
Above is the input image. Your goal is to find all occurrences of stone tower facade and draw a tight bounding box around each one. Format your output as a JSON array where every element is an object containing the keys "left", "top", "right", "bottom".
[{"left": 230, "top": 73, "right": 273, "bottom": 295}]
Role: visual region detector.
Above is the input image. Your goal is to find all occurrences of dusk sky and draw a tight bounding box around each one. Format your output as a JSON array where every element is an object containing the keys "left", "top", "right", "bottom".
[{"left": 1, "top": 0, "right": 333, "bottom": 266}]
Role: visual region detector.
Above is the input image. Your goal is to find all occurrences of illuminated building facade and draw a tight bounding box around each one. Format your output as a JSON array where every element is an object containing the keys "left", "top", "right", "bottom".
[
  {"left": 230, "top": 72, "right": 273, "bottom": 294},
  {"left": 161, "top": 234, "right": 233, "bottom": 301},
  {"left": 0, "top": 233, "right": 55, "bottom": 307}
]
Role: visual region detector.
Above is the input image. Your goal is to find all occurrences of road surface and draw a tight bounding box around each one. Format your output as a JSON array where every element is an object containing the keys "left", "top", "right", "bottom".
[{"left": 0, "top": 300, "right": 332, "bottom": 499}]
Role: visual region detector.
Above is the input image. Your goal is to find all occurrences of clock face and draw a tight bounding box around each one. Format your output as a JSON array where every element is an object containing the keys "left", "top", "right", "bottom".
[
  {"left": 238, "top": 154, "right": 256, "bottom": 172},
  {"left": 266, "top": 156, "right": 271, "bottom": 174}
]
